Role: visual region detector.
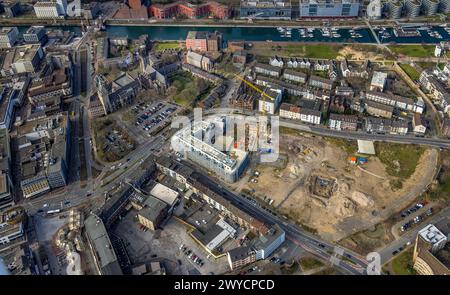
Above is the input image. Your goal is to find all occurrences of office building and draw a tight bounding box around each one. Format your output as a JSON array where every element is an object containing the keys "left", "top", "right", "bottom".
[
  {"left": 413, "top": 221, "right": 450, "bottom": 275},
  {"left": 23, "top": 26, "right": 48, "bottom": 45},
  {"left": 0, "top": 129, "right": 13, "bottom": 210},
  {"left": 172, "top": 118, "right": 249, "bottom": 182},
  {"left": 299, "top": 0, "right": 360, "bottom": 18},
  {"left": 1, "top": 44, "right": 44, "bottom": 77},
  {"left": 1, "top": 1, "right": 22, "bottom": 18},
  {"left": 240, "top": 0, "right": 292, "bottom": 20},
  {"left": 0, "top": 27, "right": 19, "bottom": 49},
  {"left": 34, "top": 0, "right": 67, "bottom": 18}
]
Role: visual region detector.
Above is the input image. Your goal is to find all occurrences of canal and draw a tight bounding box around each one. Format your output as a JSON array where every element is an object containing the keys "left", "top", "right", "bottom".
[{"left": 17, "top": 25, "right": 450, "bottom": 44}]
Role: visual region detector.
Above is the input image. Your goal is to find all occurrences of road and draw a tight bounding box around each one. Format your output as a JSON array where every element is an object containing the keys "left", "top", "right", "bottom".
[
  {"left": 179, "top": 159, "right": 369, "bottom": 275},
  {"left": 378, "top": 206, "right": 450, "bottom": 264},
  {"left": 199, "top": 108, "right": 450, "bottom": 149}
]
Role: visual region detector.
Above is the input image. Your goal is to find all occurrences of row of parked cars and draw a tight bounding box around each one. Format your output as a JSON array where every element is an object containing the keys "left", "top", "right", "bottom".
[
  {"left": 180, "top": 244, "right": 204, "bottom": 267},
  {"left": 401, "top": 207, "right": 433, "bottom": 232},
  {"left": 400, "top": 201, "right": 428, "bottom": 218}
]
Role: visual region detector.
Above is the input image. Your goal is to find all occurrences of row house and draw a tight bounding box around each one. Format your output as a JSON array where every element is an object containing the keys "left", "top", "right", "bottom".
[
  {"left": 390, "top": 120, "right": 409, "bottom": 136},
  {"left": 340, "top": 59, "right": 370, "bottom": 79},
  {"left": 255, "top": 75, "right": 330, "bottom": 101},
  {"left": 286, "top": 58, "right": 311, "bottom": 70},
  {"left": 419, "top": 71, "right": 450, "bottom": 115},
  {"left": 364, "top": 117, "right": 392, "bottom": 134},
  {"left": 365, "top": 91, "right": 424, "bottom": 114},
  {"left": 412, "top": 113, "right": 427, "bottom": 135},
  {"left": 365, "top": 100, "right": 393, "bottom": 119},
  {"left": 269, "top": 56, "right": 284, "bottom": 68},
  {"left": 335, "top": 86, "right": 354, "bottom": 97},
  {"left": 279, "top": 103, "right": 321, "bottom": 125},
  {"left": 308, "top": 75, "right": 333, "bottom": 90},
  {"left": 313, "top": 60, "right": 330, "bottom": 72},
  {"left": 328, "top": 114, "right": 358, "bottom": 131},
  {"left": 282, "top": 69, "right": 307, "bottom": 84},
  {"left": 254, "top": 63, "right": 282, "bottom": 78}
]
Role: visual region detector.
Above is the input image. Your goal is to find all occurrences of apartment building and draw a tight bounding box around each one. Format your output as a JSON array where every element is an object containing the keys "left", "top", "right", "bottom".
[
  {"left": 328, "top": 113, "right": 358, "bottom": 131},
  {"left": 299, "top": 0, "right": 360, "bottom": 18},
  {"left": 282, "top": 69, "right": 307, "bottom": 84},
  {"left": 364, "top": 117, "right": 392, "bottom": 134},
  {"left": 308, "top": 75, "right": 333, "bottom": 90},
  {"left": 279, "top": 102, "right": 321, "bottom": 124},
  {"left": 254, "top": 63, "right": 282, "bottom": 78},
  {"left": 365, "top": 100, "right": 394, "bottom": 119},
  {"left": 365, "top": 91, "right": 423, "bottom": 114},
  {"left": 240, "top": 0, "right": 292, "bottom": 20},
  {"left": 150, "top": 1, "right": 230, "bottom": 19}
]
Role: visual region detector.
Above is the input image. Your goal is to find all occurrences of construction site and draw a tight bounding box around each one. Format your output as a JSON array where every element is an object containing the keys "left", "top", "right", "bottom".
[{"left": 231, "top": 130, "right": 439, "bottom": 242}]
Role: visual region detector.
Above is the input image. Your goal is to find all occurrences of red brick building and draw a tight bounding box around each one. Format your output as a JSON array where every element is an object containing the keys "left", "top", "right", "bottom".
[
  {"left": 149, "top": 1, "right": 230, "bottom": 19},
  {"left": 128, "top": 0, "right": 143, "bottom": 10},
  {"left": 186, "top": 31, "right": 223, "bottom": 52}
]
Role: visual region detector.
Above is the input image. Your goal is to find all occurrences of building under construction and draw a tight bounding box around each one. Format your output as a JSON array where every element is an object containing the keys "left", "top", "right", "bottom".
[{"left": 229, "top": 80, "right": 258, "bottom": 111}]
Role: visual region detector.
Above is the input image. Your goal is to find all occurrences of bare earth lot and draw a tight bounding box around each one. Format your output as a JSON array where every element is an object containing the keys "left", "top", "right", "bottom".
[{"left": 233, "top": 133, "right": 438, "bottom": 242}]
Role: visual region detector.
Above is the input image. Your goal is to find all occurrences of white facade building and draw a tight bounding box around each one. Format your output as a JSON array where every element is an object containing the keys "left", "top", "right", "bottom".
[
  {"left": 0, "top": 27, "right": 19, "bottom": 48},
  {"left": 34, "top": 0, "right": 67, "bottom": 18}
]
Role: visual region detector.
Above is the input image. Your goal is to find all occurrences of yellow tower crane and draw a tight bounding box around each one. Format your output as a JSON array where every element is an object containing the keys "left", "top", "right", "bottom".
[{"left": 234, "top": 73, "right": 275, "bottom": 115}]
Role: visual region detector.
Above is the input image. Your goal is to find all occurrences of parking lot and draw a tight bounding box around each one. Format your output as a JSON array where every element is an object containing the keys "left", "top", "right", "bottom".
[
  {"left": 128, "top": 101, "right": 179, "bottom": 138},
  {"left": 112, "top": 210, "right": 229, "bottom": 275},
  {"left": 399, "top": 200, "right": 434, "bottom": 233}
]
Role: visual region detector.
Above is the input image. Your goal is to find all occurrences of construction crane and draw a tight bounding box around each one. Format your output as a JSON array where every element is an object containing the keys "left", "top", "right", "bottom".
[{"left": 234, "top": 73, "right": 274, "bottom": 115}]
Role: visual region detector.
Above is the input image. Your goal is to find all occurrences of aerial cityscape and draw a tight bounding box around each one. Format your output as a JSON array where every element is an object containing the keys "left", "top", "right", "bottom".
[{"left": 1, "top": 0, "right": 450, "bottom": 280}]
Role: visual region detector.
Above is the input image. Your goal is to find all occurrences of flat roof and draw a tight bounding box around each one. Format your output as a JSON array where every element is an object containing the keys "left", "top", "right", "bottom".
[
  {"left": 357, "top": 140, "right": 376, "bottom": 155},
  {"left": 150, "top": 183, "right": 179, "bottom": 206}
]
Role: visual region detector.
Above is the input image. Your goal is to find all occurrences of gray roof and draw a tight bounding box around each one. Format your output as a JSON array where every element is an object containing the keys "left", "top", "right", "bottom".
[{"left": 84, "top": 215, "right": 122, "bottom": 275}]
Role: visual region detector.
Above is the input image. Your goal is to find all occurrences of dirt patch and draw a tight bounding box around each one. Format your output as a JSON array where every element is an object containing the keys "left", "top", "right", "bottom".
[{"left": 234, "top": 132, "right": 437, "bottom": 242}]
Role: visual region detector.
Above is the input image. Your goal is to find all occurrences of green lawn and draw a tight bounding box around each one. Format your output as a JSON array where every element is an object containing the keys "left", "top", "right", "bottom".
[
  {"left": 399, "top": 63, "right": 421, "bottom": 81},
  {"left": 375, "top": 143, "right": 425, "bottom": 180},
  {"left": 154, "top": 41, "right": 181, "bottom": 51},
  {"left": 284, "top": 44, "right": 341, "bottom": 59},
  {"left": 299, "top": 257, "right": 324, "bottom": 271},
  {"left": 170, "top": 72, "right": 210, "bottom": 108},
  {"left": 391, "top": 248, "right": 417, "bottom": 275},
  {"left": 389, "top": 45, "right": 435, "bottom": 58}
]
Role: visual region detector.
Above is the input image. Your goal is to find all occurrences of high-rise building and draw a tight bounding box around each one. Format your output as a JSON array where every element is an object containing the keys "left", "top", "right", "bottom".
[
  {"left": 34, "top": 0, "right": 67, "bottom": 18},
  {"left": 388, "top": 0, "right": 403, "bottom": 18},
  {"left": 404, "top": 0, "right": 422, "bottom": 17},
  {"left": 23, "top": 26, "right": 48, "bottom": 45},
  {"left": 0, "top": 27, "right": 19, "bottom": 48},
  {"left": 422, "top": 0, "right": 440, "bottom": 15}
]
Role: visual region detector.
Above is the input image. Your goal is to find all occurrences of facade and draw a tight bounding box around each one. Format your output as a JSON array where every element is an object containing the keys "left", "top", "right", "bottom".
[
  {"left": 253, "top": 224, "right": 285, "bottom": 260},
  {"left": 299, "top": 0, "right": 360, "bottom": 18},
  {"left": 150, "top": 1, "right": 230, "bottom": 19},
  {"left": 279, "top": 102, "right": 321, "bottom": 124},
  {"left": 413, "top": 113, "right": 427, "bottom": 135},
  {"left": 283, "top": 69, "right": 307, "bottom": 84},
  {"left": 308, "top": 75, "right": 333, "bottom": 90},
  {"left": 137, "top": 195, "right": 168, "bottom": 231},
  {"left": 28, "top": 66, "right": 72, "bottom": 104},
  {"left": 404, "top": 0, "right": 422, "bottom": 18},
  {"left": 186, "top": 51, "right": 213, "bottom": 71},
  {"left": 227, "top": 246, "right": 256, "bottom": 270},
  {"left": 365, "top": 100, "right": 393, "bottom": 119},
  {"left": 186, "top": 31, "right": 223, "bottom": 52},
  {"left": 329, "top": 113, "right": 358, "bottom": 131},
  {"left": 0, "top": 208, "right": 26, "bottom": 249},
  {"left": 1, "top": 1, "right": 22, "bottom": 18},
  {"left": 365, "top": 91, "right": 423, "bottom": 113},
  {"left": 258, "top": 88, "right": 283, "bottom": 114},
  {"left": 364, "top": 117, "right": 392, "bottom": 133},
  {"left": 423, "top": 0, "right": 440, "bottom": 15},
  {"left": 23, "top": 26, "right": 48, "bottom": 45},
  {"left": 240, "top": 0, "right": 292, "bottom": 20},
  {"left": 413, "top": 223, "right": 450, "bottom": 275},
  {"left": 254, "top": 63, "right": 282, "bottom": 78},
  {"left": 34, "top": 0, "right": 67, "bottom": 18},
  {"left": 0, "top": 27, "right": 19, "bottom": 48},
  {"left": 388, "top": 0, "right": 403, "bottom": 18},
  {"left": 390, "top": 120, "right": 409, "bottom": 135},
  {"left": 0, "top": 129, "right": 13, "bottom": 210}
]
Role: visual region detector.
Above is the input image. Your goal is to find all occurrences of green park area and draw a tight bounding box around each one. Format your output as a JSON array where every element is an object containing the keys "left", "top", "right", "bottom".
[
  {"left": 399, "top": 63, "right": 421, "bottom": 81},
  {"left": 169, "top": 72, "right": 211, "bottom": 108},
  {"left": 154, "top": 41, "right": 181, "bottom": 51},
  {"left": 389, "top": 45, "right": 435, "bottom": 58},
  {"left": 389, "top": 248, "right": 417, "bottom": 275}
]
